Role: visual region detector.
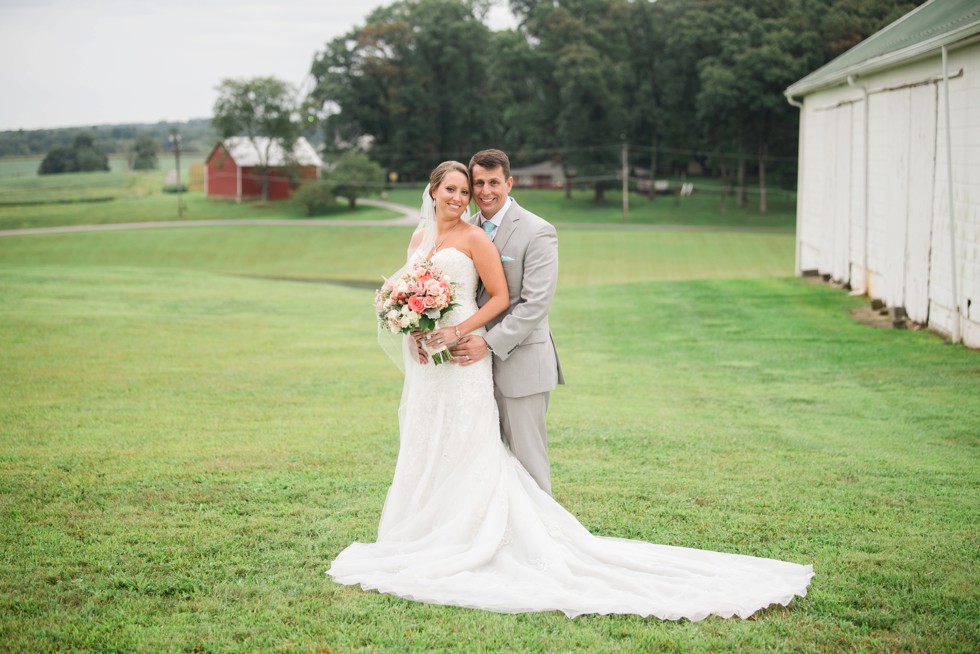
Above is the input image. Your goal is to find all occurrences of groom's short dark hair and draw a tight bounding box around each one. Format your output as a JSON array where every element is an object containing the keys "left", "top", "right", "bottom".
[{"left": 469, "top": 149, "right": 511, "bottom": 179}]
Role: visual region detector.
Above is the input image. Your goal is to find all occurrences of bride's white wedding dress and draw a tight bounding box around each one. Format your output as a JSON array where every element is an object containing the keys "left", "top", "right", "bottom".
[{"left": 329, "top": 247, "right": 813, "bottom": 620}]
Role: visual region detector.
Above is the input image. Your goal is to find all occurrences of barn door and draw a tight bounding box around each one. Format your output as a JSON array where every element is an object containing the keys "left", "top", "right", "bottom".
[
  {"left": 903, "top": 84, "right": 937, "bottom": 323},
  {"left": 815, "top": 109, "right": 836, "bottom": 276},
  {"left": 831, "top": 103, "right": 853, "bottom": 283},
  {"left": 881, "top": 89, "right": 911, "bottom": 309}
]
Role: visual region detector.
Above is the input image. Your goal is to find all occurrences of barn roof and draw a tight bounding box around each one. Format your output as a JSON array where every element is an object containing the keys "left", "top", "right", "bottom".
[
  {"left": 786, "top": 0, "right": 980, "bottom": 97},
  {"left": 215, "top": 136, "right": 323, "bottom": 168}
]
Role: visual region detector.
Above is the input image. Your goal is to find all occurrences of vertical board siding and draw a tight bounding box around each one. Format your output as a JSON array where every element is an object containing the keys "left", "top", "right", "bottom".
[
  {"left": 905, "top": 84, "right": 937, "bottom": 324},
  {"left": 850, "top": 99, "right": 868, "bottom": 292},
  {"left": 795, "top": 43, "right": 980, "bottom": 346},
  {"left": 832, "top": 103, "right": 853, "bottom": 283}
]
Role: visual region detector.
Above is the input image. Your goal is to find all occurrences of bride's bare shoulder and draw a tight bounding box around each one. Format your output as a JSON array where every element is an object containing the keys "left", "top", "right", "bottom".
[
  {"left": 460, "top": 220, "right": 483, "bottom": 234},
  {"left": 460, "top": 222, "right": 492, "bottom": 251}
]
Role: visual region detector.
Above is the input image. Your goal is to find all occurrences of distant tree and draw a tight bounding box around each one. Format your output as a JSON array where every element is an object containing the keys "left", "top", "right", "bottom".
[
  {"left": 623, "top": 0, "right": 667, "bottom": 201},
  {"left": 293, "top": 180, "right": 336, "bottom": 216},
  {"left": 821, "top": 0, "right": 921, "bottom": 58},
  {"left": 38, "top": 134, "right": 109, "bottom": 174},
  {"left": 517, "top": 0, "right": 632, "bottom": 203},
  {"left": 693, "top": 1, "right": 824, "bottom": 214},
  {"left": 128, "top": 133, "right": 159, "bottom": 170},
  {"left": 212, "top": 76, "right": 300, "bottom": 201},
  {"left": 0, "top": 119, "right": 217, "bottom": 158},
  {"left": 327, "top": 151, "right": 385, "bottom": 209},
  {"left": 37, "top": 146, "right": 75, "bottom": 175}
]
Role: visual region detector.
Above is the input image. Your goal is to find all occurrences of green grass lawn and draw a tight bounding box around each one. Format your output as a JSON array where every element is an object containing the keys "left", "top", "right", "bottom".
[
  {"left": 1, "top": 225, "right": 977, "bottom": 653},
  {"left": 0, "top": 226, "right": 795, "bottom": 286},
  {"left": 0, "top": 171, "right": 399, "bottom": 231},
  {"left": 384, "top": 183, "right": 796, "bottom": 229},
  {"left": 0, "top": 161, "right": 793, "bottom": 232}
]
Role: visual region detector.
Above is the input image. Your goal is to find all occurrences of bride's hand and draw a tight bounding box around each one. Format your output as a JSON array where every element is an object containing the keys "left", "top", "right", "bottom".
[{"left": 421, "top": 325, "right": 460, "bottom": 350}]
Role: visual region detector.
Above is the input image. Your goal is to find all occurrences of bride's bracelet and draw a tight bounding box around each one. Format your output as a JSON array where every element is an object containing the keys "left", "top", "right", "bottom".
[{"left": 454, "top": 326, "right": 463, "bottom": 339}]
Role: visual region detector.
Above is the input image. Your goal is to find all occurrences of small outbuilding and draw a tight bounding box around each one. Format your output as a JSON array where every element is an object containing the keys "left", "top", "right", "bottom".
[
  {"left": 785, "top": 0, "right": 980, "bottom": 346},
  {"left": 511, "top": 161, "right": 569, "bottom": 189},
  {"left": 205, "top": 136, "right": 323, "bottom": 202}
]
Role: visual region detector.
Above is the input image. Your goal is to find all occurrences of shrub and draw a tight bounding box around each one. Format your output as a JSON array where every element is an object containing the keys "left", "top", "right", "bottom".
[
  {"left": 162, "top": 184, "right": 188, "bottom": 193},
  {"left": 129, "top": 134, "right": 159, "bottom": 170},
  {"left": 38, "top": 134, "right": 109, "bottom": 175},
  {"left": 293, "top": 180, "right": 336, "bottom": 217}
]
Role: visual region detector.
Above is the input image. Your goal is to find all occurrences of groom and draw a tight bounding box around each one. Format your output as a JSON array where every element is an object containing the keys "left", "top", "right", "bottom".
[{"left": 451, "top": 149, "right": 564, "bottom": 496}]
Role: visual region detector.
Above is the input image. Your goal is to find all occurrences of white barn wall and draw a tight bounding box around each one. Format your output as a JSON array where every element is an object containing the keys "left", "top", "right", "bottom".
[
  {"left": 795, "top": 41, "right": 980, "bottom": 346},
  {"left": 906, "top": 84, "right": 937, "bottom": 323},
  {"left": 930, "top": 43, "right": 980, "bottom": 345},
  {"left": 798, "top": 103, "right": 823, "bottom": 272},
  {"left": 849, "top": 101, "right": 867, "bottom": 293},
  {"left": 831, "top": 103, "right": 853, "bottom": 283}
]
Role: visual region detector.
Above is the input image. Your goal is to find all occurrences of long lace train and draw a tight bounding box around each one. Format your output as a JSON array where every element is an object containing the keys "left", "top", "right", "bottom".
[{"left": 328, "top": 247, "right": 813, "bottom": 619}]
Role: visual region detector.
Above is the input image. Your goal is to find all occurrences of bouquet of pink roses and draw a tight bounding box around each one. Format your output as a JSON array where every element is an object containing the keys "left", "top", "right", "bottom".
[{"left": 375, "top": 260, "right": 458, "bottom": 364}]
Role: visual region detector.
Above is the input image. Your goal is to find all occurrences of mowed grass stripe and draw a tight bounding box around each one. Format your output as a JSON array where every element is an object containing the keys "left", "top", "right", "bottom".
[
  {"left": 0, "top": 165, "right": 794, "bottom": 231},
  {"left": 0, "top": 229, "right": 977, "bottom": 652},
  {"left": 0, "top": 225, "right": 795, "bottom": 286}
]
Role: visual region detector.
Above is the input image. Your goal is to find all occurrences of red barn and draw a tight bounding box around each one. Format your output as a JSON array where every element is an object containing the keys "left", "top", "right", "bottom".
[{"left": 205, "top": 136, "right": 323, "bottom": 201}]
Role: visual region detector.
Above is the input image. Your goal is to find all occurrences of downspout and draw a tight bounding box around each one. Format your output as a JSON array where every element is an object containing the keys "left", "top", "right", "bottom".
[
  {"left": 941, "top": 46, "right": 961, "bottom": 343},
  {"left": 785, "top": 94, "right": 805, "bottom": 277},
  {"left": 847, "top": 75, "right": 870, "bottom": 294}
]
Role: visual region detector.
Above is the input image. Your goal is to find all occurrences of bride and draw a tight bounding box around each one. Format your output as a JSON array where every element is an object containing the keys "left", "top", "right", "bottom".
[{"left": 328, "top": 161, "right": 814, "bottom": 620}]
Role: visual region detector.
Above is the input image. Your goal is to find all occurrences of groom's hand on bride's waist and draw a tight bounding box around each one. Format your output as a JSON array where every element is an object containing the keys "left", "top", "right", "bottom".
[
  {"left": 408, "top": 334, "right": 429, "bottom": 364},
  {"left": 450, "top": 335, "right": 490, "bottom": 366}
]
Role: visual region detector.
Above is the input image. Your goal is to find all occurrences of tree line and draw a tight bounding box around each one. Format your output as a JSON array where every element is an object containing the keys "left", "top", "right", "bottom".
[
  {"left": 7, "top": 0, "right": 920, "bottom": 210},
  {"left": 0, "top": 119, "right": 217, "bottom": 158},
  {"left": 308, "top": 0, "right": 921, "bottom": 210}
]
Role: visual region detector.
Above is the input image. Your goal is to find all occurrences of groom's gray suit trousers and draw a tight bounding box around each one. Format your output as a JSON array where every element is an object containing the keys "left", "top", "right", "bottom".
[{"left": 495, "top": 387, "right": 551, "bottom": 496}]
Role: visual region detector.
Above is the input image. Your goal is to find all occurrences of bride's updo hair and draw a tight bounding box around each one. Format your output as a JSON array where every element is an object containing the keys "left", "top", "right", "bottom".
[{"left": 429, "top": 161, "right": 470, "bottom": 197}]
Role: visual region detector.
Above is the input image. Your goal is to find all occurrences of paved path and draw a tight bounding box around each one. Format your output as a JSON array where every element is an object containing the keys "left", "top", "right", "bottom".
[
  {"left": 0, "top": 197, "right": 792, "bottom": 236},
  {"left": 0, "top": 198, "right": 419, "bottom": 237}
]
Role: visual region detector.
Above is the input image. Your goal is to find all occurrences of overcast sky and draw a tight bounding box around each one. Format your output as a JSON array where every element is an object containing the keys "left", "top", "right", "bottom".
[{"left": 0, "top": 0, "right": 516, "bottom": 131}]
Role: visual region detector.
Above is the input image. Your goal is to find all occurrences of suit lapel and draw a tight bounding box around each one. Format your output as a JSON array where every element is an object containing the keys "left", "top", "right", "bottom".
[
  {"left": 492, "top": 201, "right": 521, "bottom": 254},
  {"left": 476, "top": 201, "right": 520, "bottom": 304}
]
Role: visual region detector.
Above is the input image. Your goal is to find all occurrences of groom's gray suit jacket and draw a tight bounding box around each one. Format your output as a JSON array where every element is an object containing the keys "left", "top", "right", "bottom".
[{"left": 472, "top": 199, "right": 564, "bottom": 398}]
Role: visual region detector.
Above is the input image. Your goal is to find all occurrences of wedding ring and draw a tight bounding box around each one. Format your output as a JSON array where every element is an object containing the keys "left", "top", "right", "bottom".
[{"left": 465, "top": 355, "right": 471, "bottom": 361}]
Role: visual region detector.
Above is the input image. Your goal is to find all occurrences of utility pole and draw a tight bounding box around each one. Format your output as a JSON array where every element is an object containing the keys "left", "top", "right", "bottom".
[
  {"left": 621, "top": 138, "right": 629, "bottom": 222},
  {"left": 169, "top": 128, "right": 186, "bottom": 218}
]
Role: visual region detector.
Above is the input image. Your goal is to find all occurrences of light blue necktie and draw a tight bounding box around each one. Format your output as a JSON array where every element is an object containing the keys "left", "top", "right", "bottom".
[{"left": 482, "top": 220, "right": 497, "bottom": 240}]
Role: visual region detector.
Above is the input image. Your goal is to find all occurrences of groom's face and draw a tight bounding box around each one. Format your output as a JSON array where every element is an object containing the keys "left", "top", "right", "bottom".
[{"left": 471, "top": 164, "right": 513, "bottom": 220}]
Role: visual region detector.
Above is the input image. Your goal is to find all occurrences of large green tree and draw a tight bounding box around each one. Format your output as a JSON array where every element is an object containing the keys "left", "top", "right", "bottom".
[
  {"left": 514, "top": 0, "right": 632, "bottom": 203},
  {"left": 328, "top": 151, "right": 386, "bottom": 209},
  {"left": 622, "top": 0, "right": 667, "bottom": 199},
  {"left": 309, "top": 0, "right": 500, "bottom": 181},
  {"left": 212, "top": 76, "right": 300, "bottom": 201}
]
